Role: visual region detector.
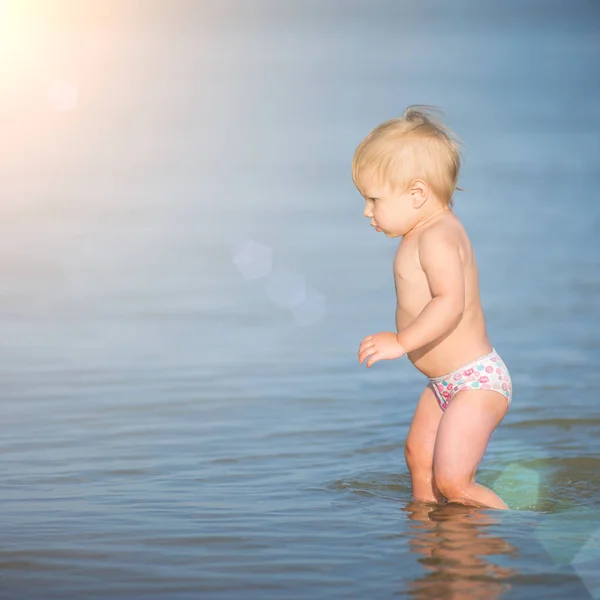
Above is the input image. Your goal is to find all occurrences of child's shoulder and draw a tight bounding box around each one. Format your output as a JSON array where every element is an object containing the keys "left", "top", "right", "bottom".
[
  {"left": 416, "top": 212, "right": 472, "bottom": 258},
  {"left": 420, "top": 211, "right": 465, "bottom": 243}
]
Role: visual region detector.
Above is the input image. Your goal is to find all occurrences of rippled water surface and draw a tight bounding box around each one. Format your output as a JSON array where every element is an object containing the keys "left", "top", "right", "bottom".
[{"left": 1, "top": 1, "right": 600, "bottom": 598}]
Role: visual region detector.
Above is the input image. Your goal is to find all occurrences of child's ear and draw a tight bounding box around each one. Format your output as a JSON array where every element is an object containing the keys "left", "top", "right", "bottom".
[{"left": 410, "top": 180, "right": 427, "bottom": 208}]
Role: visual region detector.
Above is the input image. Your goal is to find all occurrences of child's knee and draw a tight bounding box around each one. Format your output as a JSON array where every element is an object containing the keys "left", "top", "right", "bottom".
[
  {"left": 404, "top": 439, "right": 431, "bottom": 472},
  {"left": 433, "top": 472, "right": 469, "bottom": 502}
]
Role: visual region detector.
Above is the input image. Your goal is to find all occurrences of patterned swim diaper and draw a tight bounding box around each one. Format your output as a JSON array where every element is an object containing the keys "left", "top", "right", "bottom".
[{"left": 429, "top": 349, "right": 512, "bottom": 411}]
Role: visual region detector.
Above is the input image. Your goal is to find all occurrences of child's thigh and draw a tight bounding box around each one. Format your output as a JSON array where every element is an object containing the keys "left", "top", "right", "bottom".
[
  {"left": 433, "top": 390, "right": 508, "bottom": 480},
  {"left": 405, "top": 385, "right": 444, "bottom": 465}
]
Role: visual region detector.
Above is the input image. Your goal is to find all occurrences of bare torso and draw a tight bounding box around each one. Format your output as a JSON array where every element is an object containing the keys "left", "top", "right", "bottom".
[{"left": 394, "top": 212, "right": 492, "bottom": 378}]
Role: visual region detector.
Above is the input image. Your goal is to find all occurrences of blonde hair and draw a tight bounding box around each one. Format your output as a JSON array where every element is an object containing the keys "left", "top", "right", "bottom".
[{"left": 352, "top": 106, "right": 462, "bottom": 207}]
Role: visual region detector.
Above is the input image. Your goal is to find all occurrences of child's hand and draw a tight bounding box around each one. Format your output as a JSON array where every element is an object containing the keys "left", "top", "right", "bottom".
[{"left": 358, "top": 332, "right": 406, "bottom": 368}]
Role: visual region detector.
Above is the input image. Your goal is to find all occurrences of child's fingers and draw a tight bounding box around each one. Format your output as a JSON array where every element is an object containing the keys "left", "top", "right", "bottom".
[
  {"left": 366, "top": 353, "right": 380, "bottom": 368},
  {"left": 358, "top": 341, "right": 375, "bottom": 361},
  {"left": 358, "top": 336, "right": 373, "bottom": 351},
  {"left": 358, "top": 349, "right": 373, "bottom": 363}
]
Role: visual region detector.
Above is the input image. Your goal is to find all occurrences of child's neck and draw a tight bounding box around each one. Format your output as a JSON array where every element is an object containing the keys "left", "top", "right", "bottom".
[{"left": 406, "top": 202, "right": 450, "bottom": 236}]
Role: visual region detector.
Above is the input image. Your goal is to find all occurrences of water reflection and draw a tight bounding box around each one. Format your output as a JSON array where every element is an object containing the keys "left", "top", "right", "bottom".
[{"left": 404, "top": 502, "right": 518, "bottom": 599}]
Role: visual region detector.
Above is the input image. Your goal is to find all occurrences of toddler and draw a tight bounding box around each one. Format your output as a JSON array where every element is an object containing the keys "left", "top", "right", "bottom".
[{"left": 354, "top": 107, "right": 512, "bottom": 510}]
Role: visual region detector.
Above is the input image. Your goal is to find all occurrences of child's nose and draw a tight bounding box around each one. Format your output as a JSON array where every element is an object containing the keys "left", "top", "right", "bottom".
[{"left": 363, "top": 204, "right": 372, "bottom": 218}]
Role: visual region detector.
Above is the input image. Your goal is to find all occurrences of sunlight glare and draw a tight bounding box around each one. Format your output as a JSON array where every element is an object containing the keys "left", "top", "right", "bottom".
[{"left": 0, "top": 0, "right": 51, "bottom": 114}]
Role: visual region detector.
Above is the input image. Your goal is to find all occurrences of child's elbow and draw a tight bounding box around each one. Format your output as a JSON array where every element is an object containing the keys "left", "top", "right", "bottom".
[
  {"left": 445, "top": 295, "right": 465, "bottom": 321},
  {"left": 433, "top": 293, "right": 464, "bottom": 324}
]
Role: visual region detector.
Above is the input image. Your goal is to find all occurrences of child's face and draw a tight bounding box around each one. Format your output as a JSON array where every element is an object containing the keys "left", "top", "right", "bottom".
[{"left": 359, "top": 175, "right": 416, "bottom": 238}]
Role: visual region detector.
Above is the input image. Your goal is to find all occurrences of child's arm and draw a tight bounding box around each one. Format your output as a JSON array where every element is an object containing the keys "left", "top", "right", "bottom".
[{"left": 396, "top": 229, "right": 465, "bottom": 353}]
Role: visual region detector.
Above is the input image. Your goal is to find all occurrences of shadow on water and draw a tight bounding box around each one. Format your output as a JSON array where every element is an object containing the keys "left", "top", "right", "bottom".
[{"left": 402, "top": 502, "right": 518, "bottom": 600}]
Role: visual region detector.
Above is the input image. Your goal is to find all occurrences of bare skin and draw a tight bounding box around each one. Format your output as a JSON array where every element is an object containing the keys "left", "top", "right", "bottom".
[
  {"left": 394, "top": 210, "right": 493, "bottom": 377},
  {"left": 356, "top": 174, "right": 510, "bottom": 510},
  {"left": 404, "top": 385, "right": 444, "bottom": 504}
]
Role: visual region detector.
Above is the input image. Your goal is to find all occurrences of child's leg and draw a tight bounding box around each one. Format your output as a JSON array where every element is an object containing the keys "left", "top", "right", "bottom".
[
  {"left": 404, "top": 385, "right": 445, "bottom": 503},
  {"left": 432, "top": 390, "right": 509, "bottom": 510}
]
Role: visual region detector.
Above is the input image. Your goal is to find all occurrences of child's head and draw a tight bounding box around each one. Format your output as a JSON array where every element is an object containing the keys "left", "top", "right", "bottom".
[{"left": 352, "top": 106, "right": 462, "bottom": 237}]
